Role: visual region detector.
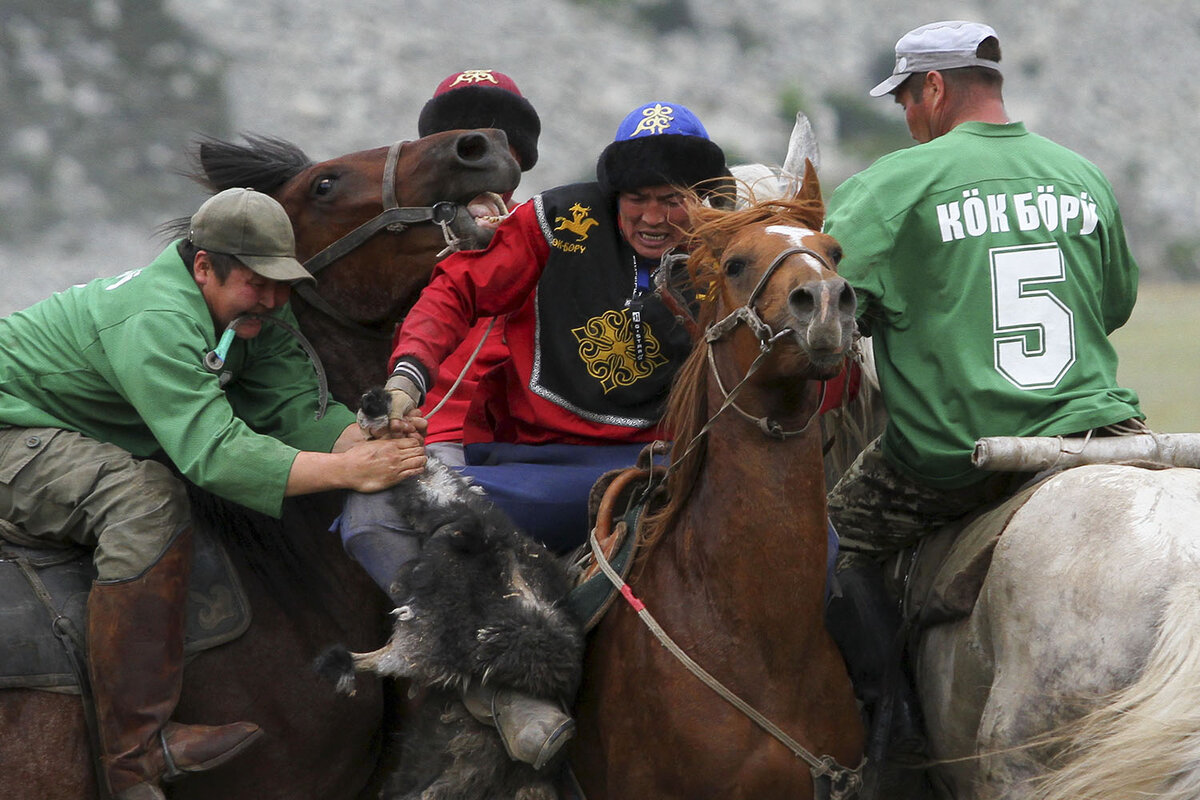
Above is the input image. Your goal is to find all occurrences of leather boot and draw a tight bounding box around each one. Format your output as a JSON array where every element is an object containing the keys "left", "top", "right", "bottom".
[
  {"left": 87, "top": 527, "right": 264, "bottom": 799},
  {"left": 825, "top": 561, "right": 926, "bottom": 763},
  {"left": 462, "top": 681, "right": 576, "bottom": 770}
]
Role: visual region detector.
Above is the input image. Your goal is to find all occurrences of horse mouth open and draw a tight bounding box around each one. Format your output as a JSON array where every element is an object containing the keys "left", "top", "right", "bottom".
[
  {"left": 452, "top": 191, "right": 510, "bottom": 247},
  {"left": 467, "top": 192, "right": 509, "bottom": 231}
]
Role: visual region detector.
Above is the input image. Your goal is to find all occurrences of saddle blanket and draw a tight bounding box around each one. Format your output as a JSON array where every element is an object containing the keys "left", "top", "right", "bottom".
[
  {"left": 0, "top": 526, "right": 250, "bottom": 691},
  {"left": 905, "top": 478, "right": 1048, "bottom": 627}
]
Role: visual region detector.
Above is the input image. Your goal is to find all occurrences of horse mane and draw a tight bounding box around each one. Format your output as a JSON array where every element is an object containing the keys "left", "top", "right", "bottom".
[
  {"left": 157, "top": 134, "right": 315, "bottom": 241},
  {"left": 639, "top": 193, "right": 826, "bottom": 549}
]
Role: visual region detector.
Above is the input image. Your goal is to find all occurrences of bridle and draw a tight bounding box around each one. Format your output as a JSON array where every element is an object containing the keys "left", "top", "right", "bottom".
[
  {"left": 292, "top": 139, "right": 470, "bottom": 340},
  {"left": 700, "top": 244, "right": 835, "bottom": 440},
  {"left": 588, "top": 241, "right": 866, "bottom": 799}
]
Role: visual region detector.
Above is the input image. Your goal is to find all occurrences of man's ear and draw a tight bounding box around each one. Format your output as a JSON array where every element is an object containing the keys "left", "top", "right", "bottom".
[
  {"left": 925, "top": 71, "right": 946, "bottom": 106},
  {"left": 193, "top": 250, "right": 213, "bottom": 286}
]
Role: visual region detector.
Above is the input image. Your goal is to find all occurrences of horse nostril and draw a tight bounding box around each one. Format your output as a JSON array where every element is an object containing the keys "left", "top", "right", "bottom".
[
  {"left": 789, "top": 285, "right": 816, "bottom": 317},
  {"left": 836, "top": 279, "right": 857, "bottom": 317},
  {"left": 455, "top": 131, "right": 490, "bottom": 164}
]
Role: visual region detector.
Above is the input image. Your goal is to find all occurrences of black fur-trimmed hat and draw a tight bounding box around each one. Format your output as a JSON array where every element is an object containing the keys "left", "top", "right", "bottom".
[
  {"left": 596, "top": 101, "right": 727, "bottom": 197},
  {"left": 418, "top": 69, "right": 541, "bottom": 171}
]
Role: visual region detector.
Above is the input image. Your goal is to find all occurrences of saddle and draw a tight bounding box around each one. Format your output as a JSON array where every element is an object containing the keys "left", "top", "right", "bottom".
[
  {"left": 0, "top": 521, "right": 251, "bottom": 691},
  {"left": 566, "top": 444, "right": 668, "bottom": 631},
  {"left": 901, "top": 478, "right": 1049, "bottom": 629}
]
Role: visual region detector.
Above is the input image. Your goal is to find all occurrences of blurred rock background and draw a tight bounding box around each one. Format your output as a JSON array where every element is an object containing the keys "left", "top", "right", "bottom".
[{"left": 3, "top": 0, "right": 1198, "bottom": 314}]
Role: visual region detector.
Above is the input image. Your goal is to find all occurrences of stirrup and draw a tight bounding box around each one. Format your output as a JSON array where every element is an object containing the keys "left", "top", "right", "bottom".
[{"left": 463, "top": 683, "right": 576, "bottom": 770}]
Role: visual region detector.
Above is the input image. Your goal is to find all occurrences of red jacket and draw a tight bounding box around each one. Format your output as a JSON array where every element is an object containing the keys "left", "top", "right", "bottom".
[{"left": 391, "top": 197, "right": 859, "bottom": 445}]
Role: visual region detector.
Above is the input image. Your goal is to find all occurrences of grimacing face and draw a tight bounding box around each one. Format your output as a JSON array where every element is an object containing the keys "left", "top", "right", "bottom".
[
  {"left": 193, "top": 254, "right": 290, "bottom": 338},
  {"left": 616, "top": 185, "right": 689, "bottom": 260}
]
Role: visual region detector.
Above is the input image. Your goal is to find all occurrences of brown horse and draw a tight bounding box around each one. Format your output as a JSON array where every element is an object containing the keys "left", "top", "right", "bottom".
[
  {"left": 571, "top": 164, "right": 865, "bottom": 799},
  {"left": 194, "top": 130, "right": 520, "bottom": 405},
  {"left": 0, "top": 130, "right": 520, "bottom": 800}
]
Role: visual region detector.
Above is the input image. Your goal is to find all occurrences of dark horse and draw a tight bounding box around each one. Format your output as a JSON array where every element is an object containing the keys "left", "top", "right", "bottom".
[
  {"left": 571, "top": 164, "right": 865, "bottom": 799},
  {"left": 0, "top": 130, "right": 520, "bottom": 800}
]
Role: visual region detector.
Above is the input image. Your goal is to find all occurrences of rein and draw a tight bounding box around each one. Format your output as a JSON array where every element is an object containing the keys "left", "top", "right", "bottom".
[
  {"left": 587, "top": 529, "right": 865, "bottom": 800},
  {"left": 204, "top": 312, "right": 330, "bottom": 419},
  {"left": 293, "top": 140, "right": 469, "bottom": 340}
]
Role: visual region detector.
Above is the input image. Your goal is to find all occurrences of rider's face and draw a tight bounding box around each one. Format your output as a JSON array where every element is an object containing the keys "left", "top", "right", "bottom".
[
  {"left": 617, "top": 185, "right": 688, "bottom": 260},
  {"left": 194, "top": 253, "right": 290, "bottom": 338}
]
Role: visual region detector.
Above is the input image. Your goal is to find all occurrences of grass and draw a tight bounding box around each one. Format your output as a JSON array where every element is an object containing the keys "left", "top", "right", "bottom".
[{"left": 1110, "top": 281, "right": 1200, "bottom": 432}]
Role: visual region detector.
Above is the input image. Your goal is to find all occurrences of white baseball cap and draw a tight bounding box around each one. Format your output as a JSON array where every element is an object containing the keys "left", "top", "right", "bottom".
[{"left": 870, "top": 20, "right": 1003, "bottom": 98}]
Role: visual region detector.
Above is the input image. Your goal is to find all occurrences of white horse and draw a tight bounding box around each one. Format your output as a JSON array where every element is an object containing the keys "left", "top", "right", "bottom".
[
  {"left": 743, "top": 114, "right": 1200, "bottom": 799},
  {"left": 913, "top": 461, "right": 1200, "bottom": 800}
]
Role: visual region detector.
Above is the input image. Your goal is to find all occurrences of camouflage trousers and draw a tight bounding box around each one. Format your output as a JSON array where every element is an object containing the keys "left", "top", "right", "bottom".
[{"left": 827, "top": 437, "right": 1031, "bottom": 572}]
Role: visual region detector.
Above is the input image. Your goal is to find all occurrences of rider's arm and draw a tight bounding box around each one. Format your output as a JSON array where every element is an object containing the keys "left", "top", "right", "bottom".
[
  {"left": 388, "top": 202, "right": 550, "bottom": 398},
  {"left": 285, "top": 434, "right": 426, "bottom": 496}
]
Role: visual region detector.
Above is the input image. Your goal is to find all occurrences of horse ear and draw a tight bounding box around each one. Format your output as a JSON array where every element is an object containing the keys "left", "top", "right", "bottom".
[
  {"left": 796, "top": 159, "right": 824, "bottom": 224},
  {"left": 782, "top": 111, "right": 819, "bottom": 176}
]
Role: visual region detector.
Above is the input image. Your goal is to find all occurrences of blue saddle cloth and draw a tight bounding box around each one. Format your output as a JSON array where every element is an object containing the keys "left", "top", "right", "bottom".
[{"left": 0, "top": 526, "right": 251, "bottom": 692}]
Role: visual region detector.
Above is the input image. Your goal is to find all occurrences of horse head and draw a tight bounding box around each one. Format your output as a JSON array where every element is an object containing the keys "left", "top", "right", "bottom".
[
  {"left": 186, "top": 131, "right": 521, "bottom": 402},
  {"left": 687, "top": 160, "right": 857, "bottom": 392}
]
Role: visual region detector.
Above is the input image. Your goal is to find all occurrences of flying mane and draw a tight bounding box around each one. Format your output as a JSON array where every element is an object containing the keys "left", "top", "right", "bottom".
[{"left": 639, "top": 194, "right": 827, "bottom": 550}]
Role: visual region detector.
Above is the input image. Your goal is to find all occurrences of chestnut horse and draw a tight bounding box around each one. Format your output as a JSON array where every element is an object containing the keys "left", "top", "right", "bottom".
[
  {"left": 572, "top": 164, "right": 865, "bottom": 799},
  {"left": 0, "top": 130, "right": 519, "bottom": 800}
]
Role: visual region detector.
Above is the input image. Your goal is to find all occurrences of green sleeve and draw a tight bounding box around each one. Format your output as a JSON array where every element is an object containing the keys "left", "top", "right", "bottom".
[
  {"left": 1099, "top": 202, "right": 1139, "bottom": 334},
  {"left": 224, "top": 310, "right": 355, "bottom": 452},
  {"left": 98, "top": 308, "right": 300, "bottom": 517},
  {"left": 825, "top": 176, "right": 895, "bottom": 335}
]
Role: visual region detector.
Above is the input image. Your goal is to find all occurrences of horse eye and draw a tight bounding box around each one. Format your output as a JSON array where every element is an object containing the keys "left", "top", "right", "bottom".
[
  {"left": 724, "top": 258, "right": 746, "bottom": 278},
  {"left": 828, "top": 245, "right": 843, "bottom": 266},
  {"left": 314, "top": 176, "right": 336, "bottom": 197}
]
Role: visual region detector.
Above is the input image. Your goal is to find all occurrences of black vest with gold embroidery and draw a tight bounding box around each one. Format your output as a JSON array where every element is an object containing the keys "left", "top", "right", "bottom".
[{"left": 530, "top": 182, "right": 693, "bottom": 428}]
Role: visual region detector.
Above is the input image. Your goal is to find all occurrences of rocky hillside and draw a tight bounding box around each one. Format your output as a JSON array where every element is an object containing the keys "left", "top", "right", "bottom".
[{"left": 3, "top": 0, "right": 1198, "bottom": 313}]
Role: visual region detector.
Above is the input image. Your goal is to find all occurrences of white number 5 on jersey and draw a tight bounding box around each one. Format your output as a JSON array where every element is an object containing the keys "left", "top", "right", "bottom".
[{"left": 990, "top": 243, "right": 1076, "bottom": 389}]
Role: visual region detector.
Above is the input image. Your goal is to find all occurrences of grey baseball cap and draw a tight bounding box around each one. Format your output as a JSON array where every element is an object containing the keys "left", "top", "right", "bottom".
[
  {"left": 870, "top": 20, "right": 1003, "bottom": 98},
  {"left": 189, "top": 187, "right": 315, "bottom": 283}
]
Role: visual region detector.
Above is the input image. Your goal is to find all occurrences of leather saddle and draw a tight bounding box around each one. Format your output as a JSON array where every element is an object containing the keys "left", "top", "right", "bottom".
[
  {"left": 566, "top": 444, "right": 669, "bottom": 631},
  {"left": 0, "top": 520, "right": 251, "bottom": 692},
  {"left": 901, "top": 478, "right": 1048, "bottom": 629}
]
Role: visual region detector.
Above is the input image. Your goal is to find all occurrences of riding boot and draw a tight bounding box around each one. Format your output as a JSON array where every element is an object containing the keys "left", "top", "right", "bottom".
[
  {"left": 825, "top": 561, "right": 926, "bottom": 762},
  {"left": 87, "top": 527, "right": 264, "bottom": 799},
  {"left": 462, "top": 681, "right": 576, "bottom": 770}
]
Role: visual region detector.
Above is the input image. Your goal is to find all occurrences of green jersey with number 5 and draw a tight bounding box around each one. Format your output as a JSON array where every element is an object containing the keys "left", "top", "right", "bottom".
[{"left": 826, "top": 121, "right": 1142, "bottom": 488}]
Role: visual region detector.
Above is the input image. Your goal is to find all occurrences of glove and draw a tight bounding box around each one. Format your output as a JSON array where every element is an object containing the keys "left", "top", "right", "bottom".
[{"left": 384, "top": 373, "right": 423, "bottom": 421}]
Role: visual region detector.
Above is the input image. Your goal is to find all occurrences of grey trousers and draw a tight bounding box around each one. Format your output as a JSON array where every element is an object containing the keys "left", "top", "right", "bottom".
[{"left": 0, "top": 426, "right": 188, "bottom": 581}]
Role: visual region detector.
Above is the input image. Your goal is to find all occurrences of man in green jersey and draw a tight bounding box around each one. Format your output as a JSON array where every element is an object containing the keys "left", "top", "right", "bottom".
[
  {"left": 0, "top": 188, "right": 426, "bottom": 800},
  {"left": 821, "top": 20, "right": 1143, "bottom": 760}
]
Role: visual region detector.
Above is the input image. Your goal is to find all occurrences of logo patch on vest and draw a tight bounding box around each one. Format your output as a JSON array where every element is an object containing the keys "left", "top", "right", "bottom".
[
  {"left": 571, "top": 308, "right": 668, "bottom": 392},
  {"left": 553, "top": 203, "right": 600, "bottom": 244}
]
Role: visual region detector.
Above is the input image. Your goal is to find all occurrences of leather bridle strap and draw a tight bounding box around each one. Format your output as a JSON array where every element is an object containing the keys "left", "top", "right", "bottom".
[
  {"left": 704, "top": 245, "right": 834, "bottom": 346},
  {"left": 294, "top": 140, "right": 461, "bottom": 339},
  {"left": 301, "top": 202, "right": 459, "bottom": 277}
]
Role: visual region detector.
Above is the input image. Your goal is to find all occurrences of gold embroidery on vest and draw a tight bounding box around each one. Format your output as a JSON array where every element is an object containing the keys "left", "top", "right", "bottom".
[
  {"left": 571, "top": 308, "right": 667, "bottom": 393},
  {"left": 554, "top": 203, "right": 599, "bottom": 242}
]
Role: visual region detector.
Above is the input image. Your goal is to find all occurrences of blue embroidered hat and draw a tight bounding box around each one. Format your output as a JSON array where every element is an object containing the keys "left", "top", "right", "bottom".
[{"left": 596, "top": 102, "right": 727, "bottom": 196}]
